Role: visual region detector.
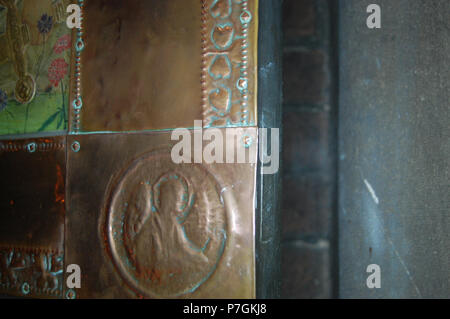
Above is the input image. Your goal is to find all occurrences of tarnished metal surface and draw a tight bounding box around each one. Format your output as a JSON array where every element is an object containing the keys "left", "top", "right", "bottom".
[
  {"left": 0, "top": 136, "right": 66, "bottom": 298},
  {"left": 72, "top": 0, "right": 258, "bottom": 132},
  {"left": 0, "top": 0, "right": 260, "bottom": 300},
  {"left": 78, "top": 0, "right": 202, "bottom": 132},
  {"left": 255, "top": 0, "right": 282, "bottom": 298},
  {"left": 65, "top": 129, "right": 257, "bottom": 298}
]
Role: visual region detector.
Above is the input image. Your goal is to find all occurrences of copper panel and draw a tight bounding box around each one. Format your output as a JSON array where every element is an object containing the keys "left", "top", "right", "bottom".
[
  {"left": 78, "top": 0, "right": 202, "bottom": 132},
  {"left": 71, "top": 0, "right": 258, "bottom": 132},
  {"left": 65, "top": 129, "right": 256, "bottom": 298},
  {"left": 0, "top": 136, "right": 66, "bottom": 298}
]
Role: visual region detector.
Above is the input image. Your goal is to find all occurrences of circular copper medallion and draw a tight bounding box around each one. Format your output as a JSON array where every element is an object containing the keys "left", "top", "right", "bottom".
[{"left": 105, "top": 151, "right": 227, "bottom": 298}]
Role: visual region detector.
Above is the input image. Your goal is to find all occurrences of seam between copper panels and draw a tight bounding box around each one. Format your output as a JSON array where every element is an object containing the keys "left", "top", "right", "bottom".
[{"left": 0, "top": 140, "right": 64, "bottom": 153}]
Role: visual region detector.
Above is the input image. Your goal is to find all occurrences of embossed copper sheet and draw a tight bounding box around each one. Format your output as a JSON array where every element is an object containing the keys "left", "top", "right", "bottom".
[
  {"left": 201, "top": 0, "right": 258, "bottom": 127},
  {"left": 73, "top": 0, "right": 258, "bottom": 132},
  {"left": 0, "top": 136, "right": 66, "bottom": 298},
  {"left": 65, "top": 129, "right": 257, "bottom": 298}
]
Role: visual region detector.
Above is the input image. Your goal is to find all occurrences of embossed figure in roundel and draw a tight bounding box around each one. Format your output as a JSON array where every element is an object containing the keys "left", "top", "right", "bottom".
[{"left": 106, "top": 152, "right": 227, "bottom": 298}]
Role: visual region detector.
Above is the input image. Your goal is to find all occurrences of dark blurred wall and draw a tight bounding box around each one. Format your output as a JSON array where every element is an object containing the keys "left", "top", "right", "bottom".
[
  {"left": 281, "top": 0, "right": 338, "bottom": 298},
  {"left": 339, "top": 0, "right": 450, "bottom": 298}
]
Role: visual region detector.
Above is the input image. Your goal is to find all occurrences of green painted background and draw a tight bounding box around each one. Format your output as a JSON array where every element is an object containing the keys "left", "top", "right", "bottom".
[{"left": 0, "top": 0, "right": 71, "bottom": 136}]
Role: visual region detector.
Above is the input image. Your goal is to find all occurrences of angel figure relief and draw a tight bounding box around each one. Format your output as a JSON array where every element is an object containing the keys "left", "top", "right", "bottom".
[{"left": 123, "top": 172, "right": 216, "bottom": 285}]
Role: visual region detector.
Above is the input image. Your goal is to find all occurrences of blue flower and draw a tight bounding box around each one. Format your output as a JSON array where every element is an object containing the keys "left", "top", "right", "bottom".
[
  {"left": 37, "top": 14, "right": 53, "bottom": 34},
  {"left": 0, "top": 89, "right": 7, "bottom": 112}
]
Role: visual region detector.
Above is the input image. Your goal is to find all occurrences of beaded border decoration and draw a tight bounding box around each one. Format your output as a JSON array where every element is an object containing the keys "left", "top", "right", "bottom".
[
  {"left": 201, "top": 0, "right": 257, "bottom": 128},
  {"left": 71, "top": 0, "right": 84, "bottom": 133}
]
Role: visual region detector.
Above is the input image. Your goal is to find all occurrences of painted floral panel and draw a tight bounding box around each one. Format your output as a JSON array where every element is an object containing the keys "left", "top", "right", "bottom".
[{"left": 0, "top": 0, "right": 71, "bottom": 135}]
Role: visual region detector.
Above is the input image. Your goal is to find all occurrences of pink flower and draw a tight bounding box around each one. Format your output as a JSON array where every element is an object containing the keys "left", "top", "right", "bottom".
[
  {"left": 53, "top": 34, "right": 71, "bottom": 55},
  {"left": 48, "top": 58, "right": 68, "bottom": 87}
]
